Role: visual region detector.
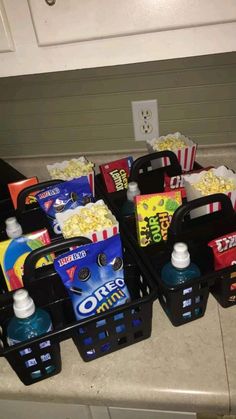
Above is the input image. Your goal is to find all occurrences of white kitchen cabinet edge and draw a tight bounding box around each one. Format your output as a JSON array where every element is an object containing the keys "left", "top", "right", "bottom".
[{"left": 1, "top": 0, "right": 236, "bottom": 77}]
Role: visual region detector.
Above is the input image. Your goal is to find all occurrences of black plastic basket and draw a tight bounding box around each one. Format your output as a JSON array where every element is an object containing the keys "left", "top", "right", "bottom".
[
  {"left": 95, "top": 154, "right": 236, "bottom": 325},
  {"left": 0, "top": 235, "right": 158, "bottom": 385}
]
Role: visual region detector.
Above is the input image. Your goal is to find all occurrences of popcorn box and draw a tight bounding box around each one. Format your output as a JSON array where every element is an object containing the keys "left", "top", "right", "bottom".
[
  {"left": 56, "top": 199, "right": 119, "bottom": 243},
  {"left": 183, "top": 166, "right": 236, "bottom": 219},
  {"left": 146, "top": 132, "right": 197, "bottom": 172},
  {"left": 47, "top": 156, "right": 95, "bottom": 196}
]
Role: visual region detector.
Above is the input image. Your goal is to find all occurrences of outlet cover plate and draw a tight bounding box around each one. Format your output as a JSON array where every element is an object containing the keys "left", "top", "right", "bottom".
[{"left": 132, "top": 99, "right": 159, "bottom": 142}]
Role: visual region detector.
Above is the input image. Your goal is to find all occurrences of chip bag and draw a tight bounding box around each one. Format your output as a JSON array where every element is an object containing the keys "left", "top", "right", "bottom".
[
  {"left": 54, "top": 234, "right": 130, "bottom": 320},
  {"left": 208, "top": 232, "right": 236, "bottom": 271}
]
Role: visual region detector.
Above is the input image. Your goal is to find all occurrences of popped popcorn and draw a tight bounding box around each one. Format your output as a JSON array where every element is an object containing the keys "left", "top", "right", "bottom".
[
  {"left": 193, "top": 170, "right": 235, "bottom": 195},
  {"left": 146, "top": 132, "right": 197, "bottom": 171},
  {"left": 47, "top": 157, "right": 94, "bottom": 181},
  {"left": 61, "top": 203, "right": 114, "bottom": 238},
  {"left": 152, "top": 136, "right": 187, "bottom": 151}
]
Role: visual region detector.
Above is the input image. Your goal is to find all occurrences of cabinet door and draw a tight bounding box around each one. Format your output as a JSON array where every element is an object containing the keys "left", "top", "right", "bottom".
[
  {"left": 0, "top": 0, "right": 13, "bottom": 52},
  {"left": 1, "top": 0, "right": 236, "bottom": 77},
  {"left": 109, "top": 407, "right": 197, "bottom": 419},
  {"left": 28, "top": 0, "right": 236, "bottom": 47},
  {"left": 0, "top": 399, "right": 91, "bottom": 419}
]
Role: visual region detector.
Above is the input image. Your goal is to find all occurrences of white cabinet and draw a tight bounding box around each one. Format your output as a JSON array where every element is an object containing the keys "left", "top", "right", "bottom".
[
  {"left": 1, "top": 0, "right": 236, "bottom": 77},
  {"left": 0, "top": 0, "right": 13, "bottom": 52}
]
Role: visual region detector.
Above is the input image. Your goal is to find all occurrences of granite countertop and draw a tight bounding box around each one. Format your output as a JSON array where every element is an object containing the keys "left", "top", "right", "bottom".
[{"left": 0, "top": 294, "right": 234, "bottom": 415}]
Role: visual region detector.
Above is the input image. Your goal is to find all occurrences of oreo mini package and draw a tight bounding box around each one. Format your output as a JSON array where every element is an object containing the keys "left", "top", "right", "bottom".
[
  {"left": 54, "top": 234, "right": 130, "bottom": 320},
  {"left": 36, "top": 177, "right": 93, "bottom": 235}
]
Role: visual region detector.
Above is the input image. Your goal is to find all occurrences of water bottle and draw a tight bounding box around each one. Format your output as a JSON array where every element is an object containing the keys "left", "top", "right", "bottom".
[
  {"left": 5, "top": 217, "right": 23, "bottom": 239},
  {"left": 161, "top": 242, "right": 201, "bottom": 287},
  {"left": 121, "top": 181, "right": 140, "bottom": 217},
  {"left": 7, "top": 289, "right": 53, "bottom": 346},
  {"left": 161, "top": 242, "right": 201, "bottom": 319}
]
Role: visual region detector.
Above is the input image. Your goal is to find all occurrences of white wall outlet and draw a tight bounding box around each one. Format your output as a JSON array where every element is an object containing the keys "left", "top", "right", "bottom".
[{"left": 131, "top": 99, "right": 159, "bottom": 142}]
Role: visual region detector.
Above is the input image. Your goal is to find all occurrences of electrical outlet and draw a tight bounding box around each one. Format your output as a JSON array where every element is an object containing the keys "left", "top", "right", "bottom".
[{"left": 131, "top": 99, "right": 159, "bottom": 141}]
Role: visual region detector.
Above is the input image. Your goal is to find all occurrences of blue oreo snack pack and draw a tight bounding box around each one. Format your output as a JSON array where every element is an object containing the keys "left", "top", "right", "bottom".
[
  {"left": 36, "top": 177, "right": 93, "bottom": 235},
  {"left": 54, "top": 234, "right": 130, "bottom": 320}
]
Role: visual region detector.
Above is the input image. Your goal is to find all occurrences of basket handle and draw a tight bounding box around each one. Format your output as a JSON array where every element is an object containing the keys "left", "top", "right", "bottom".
[
  {"left": 129, "top": 151, "right": 182, "bottom": 182},
  {"left": 169, "top": 193, "right": 235, "bottom": 236},
  {"left": 23, "top": 236, "right": 92, "bottom": 284},
  {"left": 17, "top": 179, "right": 64, "bottom": 212}
]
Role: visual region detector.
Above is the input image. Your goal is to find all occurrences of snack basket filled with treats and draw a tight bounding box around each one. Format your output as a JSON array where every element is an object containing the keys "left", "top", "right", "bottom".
[
  {"left": 0, "top": 234, "right": 158, "bottom": 385},
  {"left": 95, "top": 151, "right": 236, "bottom": 326}
]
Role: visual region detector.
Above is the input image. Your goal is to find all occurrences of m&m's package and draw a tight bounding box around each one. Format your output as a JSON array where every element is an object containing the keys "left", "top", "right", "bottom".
[
  {"left": 54, "top": 234, "right": 130, "bottom": 320},
  {"left": 0, "top": 228, "right": 53, "bottom": 291},
  {"left": 99, "top": 156, "right": 133, "bottom": 192},
  {"left": 134, "top": 191, "right": 182, "bottom": 247},
  {"left": 36, "top": 177, "right": 93, "bottom": 235},
  {"left": 208, "top": 232, "right": 236, "bottom": 272}
]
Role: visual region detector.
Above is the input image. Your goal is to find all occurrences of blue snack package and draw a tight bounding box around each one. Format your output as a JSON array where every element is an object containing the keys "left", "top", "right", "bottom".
[
  {"left": 54, "top": 234, "right": 130, "bottom": 320},
  {"left": 36, "top": 177, "right": 93, "bottom": 235}
]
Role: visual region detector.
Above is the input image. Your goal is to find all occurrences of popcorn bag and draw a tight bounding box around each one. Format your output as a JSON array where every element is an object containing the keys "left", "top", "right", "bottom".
[
  {"left": 146, "top": 132, "right": 197, "bottom": 172},
  {"left": 183, "top": 166, "right": 236, "bottom": 219},
  {"left": 47, "top": 156, "right": 95, "bottom": 196},
  {"left": 56, "top": 199, "right": 119, "bottom": 242}
]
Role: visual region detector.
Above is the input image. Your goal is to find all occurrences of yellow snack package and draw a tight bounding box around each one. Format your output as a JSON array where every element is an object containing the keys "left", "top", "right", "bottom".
[
  {"left": 0, "top": 229, "right": 54, "bottom": 291},
  {"left": 134, "top": 191, "right": 182, "bottom": 247}
]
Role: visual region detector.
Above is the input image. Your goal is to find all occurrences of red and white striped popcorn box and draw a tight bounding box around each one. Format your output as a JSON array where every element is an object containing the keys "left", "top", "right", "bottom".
[
  {"left": 56, "top": 199, "right": 119, "bottom": 243},
  {"left": 47, "top": 156, "right": 95, "bottom": 196},
  {"left": 146, "top": 132, "right": 197, "bottom": 172},
  {"left": 183, "top": 166, "right": 236, "bottom": 219}
]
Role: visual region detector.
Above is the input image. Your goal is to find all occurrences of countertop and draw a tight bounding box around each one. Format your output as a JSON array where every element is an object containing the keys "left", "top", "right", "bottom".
[{"left": 0, "top": 294, "right": 235, "bottom": 415}]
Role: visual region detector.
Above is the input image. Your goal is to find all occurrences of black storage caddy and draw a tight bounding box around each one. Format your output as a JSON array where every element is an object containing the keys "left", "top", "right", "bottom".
[
  {"left": 0, "top": 234, "right": 158, "bottom": 385},
  {"left": 95, "top": 153, "right": 236, "bottom": 326}
]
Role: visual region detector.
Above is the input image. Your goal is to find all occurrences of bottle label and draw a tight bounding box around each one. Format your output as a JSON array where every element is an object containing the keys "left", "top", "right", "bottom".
[{"left": 7, "top": 322, "right": 53, "bottom": 347}]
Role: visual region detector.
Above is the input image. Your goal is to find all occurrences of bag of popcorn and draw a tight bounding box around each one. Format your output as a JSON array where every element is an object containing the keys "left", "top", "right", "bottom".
[
  {"left": 146, "top": 132, "right": 197, "bottom": 172},
  {"left": 47, "top": 156, "right": 95, "bottom": 196},
  {"left": 183, "top": 166, "right": 236, "bottom": 218},
  {"left": 56, "top": 199, "right": 119, "bottom": 242}
]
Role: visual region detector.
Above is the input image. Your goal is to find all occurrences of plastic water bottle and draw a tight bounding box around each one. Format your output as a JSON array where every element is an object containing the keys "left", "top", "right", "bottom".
[
  {"left": 161, "top": 243, "right": 201, "bottom": 319},
  {"left": 121, "top": 181, "right": 140, "bottom": 217},
  {"left": 7, "top": 289, "right": 53, "bottom": 346},
  {"left": 161, "top": 242, "right": 201, "bottom": 287},
  {"left": 5, "top": 217, "right": 23, "bottom": 239}
]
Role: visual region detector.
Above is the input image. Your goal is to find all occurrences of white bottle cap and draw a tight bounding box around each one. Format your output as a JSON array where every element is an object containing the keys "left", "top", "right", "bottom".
[
  {"left": 127, "top": 181, "right": 140, "bottom": 201},
  {"left": 5, "top": 217, "right": 23, "bottom": 239},
  {"left": 171, "top": 242, "right": 190, "bottom": 269},
  {"left": 13, "top": 289, "right": 35, "bottom": 319}
]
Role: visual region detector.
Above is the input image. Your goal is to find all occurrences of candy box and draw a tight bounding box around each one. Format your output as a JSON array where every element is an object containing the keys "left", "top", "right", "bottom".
[
  {"left": 8, "top": 177, "right": 39, "bottom": 209},
  {"left": 56, "top": 199, "right": 119, "bottom": 242},
  {"left": 47, "top": 156, "right": 95, "bottom": 196},
  {"left": 99, "top": 156, "right": 133, "bottom": 192},
  {"left": 146, "top": 132, "right": 197, "bottom": 172},
  {"left": 183, "top": 166, "right": 236, "bottom": 219},
  {"left": 0, "top": 228, "right": 53, "bottom": 291},
  {"left": 134, "top": 191, "right": 182, "bottom": 247}
]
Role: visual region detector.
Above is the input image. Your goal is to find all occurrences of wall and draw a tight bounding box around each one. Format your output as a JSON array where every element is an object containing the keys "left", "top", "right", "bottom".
[{"left": 0, "top": 52, "right": 236, "bottom": 159}]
